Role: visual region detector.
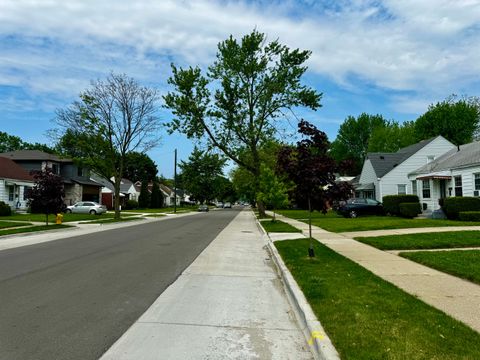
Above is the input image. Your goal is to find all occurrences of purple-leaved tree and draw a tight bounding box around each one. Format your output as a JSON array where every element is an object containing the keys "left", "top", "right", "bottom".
[{"left": 277, "top": 120, "right": 353, "bottom": 257}]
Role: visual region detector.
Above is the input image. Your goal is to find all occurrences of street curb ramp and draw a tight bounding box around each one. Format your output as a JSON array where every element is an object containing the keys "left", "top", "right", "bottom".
[{"left": 255, "top": 217, "right": 340, "bottom": 360}]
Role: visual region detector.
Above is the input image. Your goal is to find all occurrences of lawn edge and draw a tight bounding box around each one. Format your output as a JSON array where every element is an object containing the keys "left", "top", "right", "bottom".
[{"left": 254, "top": 215, "right": 340, "bottom": 360}]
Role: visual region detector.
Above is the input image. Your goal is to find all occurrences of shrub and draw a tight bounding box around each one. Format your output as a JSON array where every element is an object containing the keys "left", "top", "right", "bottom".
[
  {"left": 125, "top": 200, "right": 139, "bottom": 210},
  {"left": 399, "top": 202, "right": 422, "bottom": 218},
  {"left": 442, "top": 197, "right": 480, "bottom": 220},
  {"left": 458, "top": 211, "right": 480, "bottom": 222},
  {"left": 0, "top": 201, "right": 12, "bottom": 216},
  {"left": 382, "top": 195, "right": 419, "bottom": 216}
]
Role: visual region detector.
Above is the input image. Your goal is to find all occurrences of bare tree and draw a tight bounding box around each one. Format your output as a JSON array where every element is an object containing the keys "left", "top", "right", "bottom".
[{"left": 55, "top": 73, "right": 161, "bottom": 219}]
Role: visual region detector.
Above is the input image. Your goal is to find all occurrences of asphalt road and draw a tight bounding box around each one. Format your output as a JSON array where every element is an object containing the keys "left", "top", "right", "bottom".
[{"left": 0, "top": 209, "right": 240, "bottom": 360}]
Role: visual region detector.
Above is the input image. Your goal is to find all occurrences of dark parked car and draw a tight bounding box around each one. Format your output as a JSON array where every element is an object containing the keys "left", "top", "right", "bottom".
[
  {"left": 198, "top": 204, "right": 209, "bottom": 212},
  {"left": 336, "top": 198, "right": 383, "bottom": 218}
]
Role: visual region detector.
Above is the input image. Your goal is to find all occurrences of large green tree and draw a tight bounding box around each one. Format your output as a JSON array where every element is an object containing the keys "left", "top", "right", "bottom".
[
  {"left": 330, "top": 113, "right": 387, "bottom": 174},
  {"left": 124, "top": 152, "right": 158, "bottom": 182},
  {"left": 368, "top": 120, "right": 417, "bottom": 153},
  {"left": 0, "top": 131, "right": 54, "bottom": 153},
  {"left": 179, "top": 147, "right": 226, "bottom": 204},
  {"left": 55, "top": 73, "right": 161, "bottom": 219},
  {"left": 164, "top": 30, "right": 321, "bottom": 216},
  {"left": 415, "top": 95, "right": 480, "bottom": 145}
]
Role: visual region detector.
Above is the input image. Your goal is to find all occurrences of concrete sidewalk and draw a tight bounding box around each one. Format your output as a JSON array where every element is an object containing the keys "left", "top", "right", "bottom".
[
  {"left": 270, "top": 213, "right": 480, "bottom": 333},
  {"left": 100, "top": 210, "right": 314, "bottom": 359},
  {"left": 339, "top": 225, "right": 480, "bottom": 238}
]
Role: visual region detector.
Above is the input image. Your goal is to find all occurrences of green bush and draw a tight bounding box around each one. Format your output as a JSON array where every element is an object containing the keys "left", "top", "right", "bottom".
[
  {"left": 458, "top": 211, "right": 480, "bottom": 222},
  {"left": 0, "top": 201, "right": 12, "bottom": 216},
  {"left": 399, "top": 202, "right": 422, "bottom": 218},
  {"left": 383, "top": 195, "right": 419, "bottom": 216},
  {"left": 443, "top": 197, "right": 480, "bottom": 220},
  {"left": 125, "top": 199, "right": 139, "bottom": 210}
]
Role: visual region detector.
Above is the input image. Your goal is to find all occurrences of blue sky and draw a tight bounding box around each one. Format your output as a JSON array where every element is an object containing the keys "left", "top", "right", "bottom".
[{"left": 1, "top": 0, "right": 479, "bottom": 177}]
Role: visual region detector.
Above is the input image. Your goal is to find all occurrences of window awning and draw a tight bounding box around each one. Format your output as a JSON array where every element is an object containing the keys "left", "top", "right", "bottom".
[
  {"left": 5, "top": 180, "right": 33, "bottom": 186},
  {"left": 355, "top": 182, "right": 374, "bottom": 190},
  {"left": 416, "top": 171, "right": 451, "bottom": 180}
]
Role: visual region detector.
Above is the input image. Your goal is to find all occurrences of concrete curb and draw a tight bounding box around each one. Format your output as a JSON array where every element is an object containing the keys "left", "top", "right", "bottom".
[{"left": 255, "top": 217, "right": 340, "bottom": 360}]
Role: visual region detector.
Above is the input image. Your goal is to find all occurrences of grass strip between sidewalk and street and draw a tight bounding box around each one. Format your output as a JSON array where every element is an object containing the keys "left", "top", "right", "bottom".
[
  {"left": 79, "top": 217, "right": 146, "bottom": 224},
  {"left": 356, "top": 231, "right": 480, "bottom": 250},
  {"left": 260, "top": 220, "right": 302, "bottom": 233},
  {"left": 399, "top": 250, "right": 480, "bottom": 285},
  {"left": 0, "top": 221, "right": 32, "bottom": 229},
  {"left": 275, "top": 239, "right": 480, "bottom": 360},
  {"left": 0, "top": 224, "right": 73, "bottom": 237},
  {"left": 276, "top": 210, "right": 480, "bottom": 232}
]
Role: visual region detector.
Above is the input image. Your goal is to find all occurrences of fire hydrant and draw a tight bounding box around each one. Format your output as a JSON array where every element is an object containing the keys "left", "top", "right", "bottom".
[{"left": 56, "top": 213, "right": 64, "bottom": 225}]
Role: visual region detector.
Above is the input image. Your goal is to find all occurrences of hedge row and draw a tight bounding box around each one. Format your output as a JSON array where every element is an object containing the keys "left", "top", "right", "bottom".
[
  {"left": 0, "top": 201, "right": 12, "bottom": 216},
  {"left": 442, "top": 197, "right": 480, "bottom": 220},
  {"left": 382, "top": 195, "right": 420, "bottom": 216},
  {"left": 458, "top": 211, "right": 480, "bottom": 222},
  {"left": 399, "top": 202, "right": 422, "bottom": 218}
]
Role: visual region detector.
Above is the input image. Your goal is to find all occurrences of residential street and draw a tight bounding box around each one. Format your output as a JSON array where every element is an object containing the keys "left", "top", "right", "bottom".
[{"left": 0, "top": 210, "right": 239, "bottom": 360}]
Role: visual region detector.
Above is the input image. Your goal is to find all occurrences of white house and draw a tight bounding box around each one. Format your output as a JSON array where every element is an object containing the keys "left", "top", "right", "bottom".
[
  {"left": 408, "top": 141, "right": 480, "bottom": 211},
  {"left": 0, "top": 157, "right": 34, "bottom": 210},
  {"left": 356, "top": 136, "right": 456, "bottom": 202}
]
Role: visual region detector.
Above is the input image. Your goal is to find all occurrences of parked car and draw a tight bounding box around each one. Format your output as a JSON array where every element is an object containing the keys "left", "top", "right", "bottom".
[
  {"left": 223, "top": 202, "right": 232, "bottom": 208},
  {"left": 65, "top": 201, "right": 107, "bottom": 215},
  {"left": 216, "top": 202, "right": 224, "bottom": 208},
  {"left": 198, "top": 204, "right": 209, "bottom": 212},
  {"left": 336, "top": 198, "right": 383, "bottom": 218}
]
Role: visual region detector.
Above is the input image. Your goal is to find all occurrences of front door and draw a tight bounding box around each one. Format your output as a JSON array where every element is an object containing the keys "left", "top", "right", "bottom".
[{"left": 440, "top": 179, "right": 447, "bottom": 199}]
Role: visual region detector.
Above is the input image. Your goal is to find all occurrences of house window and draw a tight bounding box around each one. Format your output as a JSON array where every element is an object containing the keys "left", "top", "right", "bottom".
[
  {"left": 454, "top": 176, "right": 463, "bottom": 196},
  {"left": 23, "top": 186, "right": 31, "bottom": 200},
  {"left": 8, "top": 186, "right": 14, "bottom": 201},
  {"left": 77, "top": 167, "right": 83, "bottom": 177},
  {"left": 51, "top": 163, "right": 59, "bottom": 174},
  {"left": 474, "top": 174, "right": 480, "bottom": 191},
  {"left": 412, "top": 180, "right": 417, "bottom": 195},
  {"left": 422, "top": 180, "right": 431, "bottom": 199},
  {"left": 397, "top": 184, "right": 406, "bottom": 195}
]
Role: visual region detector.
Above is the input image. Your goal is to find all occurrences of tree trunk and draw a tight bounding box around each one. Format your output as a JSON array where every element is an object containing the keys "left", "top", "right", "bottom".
[
  {"left": 114, "top": 177, "right": 122, "bottom": 220},
  {"left": 45, "top": 213, "right": 48, "bottom": 226}
]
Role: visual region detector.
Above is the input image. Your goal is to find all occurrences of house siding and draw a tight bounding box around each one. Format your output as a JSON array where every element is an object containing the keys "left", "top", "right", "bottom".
[
  {"left": 380, "top": 137, "right": 455, "bottom": 202},
  {"left": 358, "top": 160, "right": 380, "bottom": 199}
]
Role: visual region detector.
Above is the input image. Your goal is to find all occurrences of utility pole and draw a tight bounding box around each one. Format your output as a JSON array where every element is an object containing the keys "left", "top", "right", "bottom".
[{"left": 174, "top": 148, "right": 177, "bottom": 214}]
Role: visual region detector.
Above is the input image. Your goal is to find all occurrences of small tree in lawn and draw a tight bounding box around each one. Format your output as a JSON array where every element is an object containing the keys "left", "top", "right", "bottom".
[
  {"left": 277, "top": 120, "right": 353, "bottom": 257},
  {"left": 138, "top": 181, "right": 150, "bottom": 209},
  {"left": 150, "top": 182, "right": 163, "bottom": 208},
  {"left": 28, "top": 168, "right": 65, "bottom": 225},
  {"left": 256, "top": 165, "right": 289, "bottom": 221}
]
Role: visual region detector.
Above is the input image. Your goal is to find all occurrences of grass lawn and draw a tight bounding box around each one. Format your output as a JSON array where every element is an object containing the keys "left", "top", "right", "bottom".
[
  {"left": 275, "top": 239, "right": 480, "bottom": 359},
  {"left": 260, "top": 220, "right": 302, "bottom": 233},
  {"left": 0, "top": 224, "right": 72, "bottom": 237},
  {"left": 400, "top": 250, "right": 480, "bottom": 285},
  {"left": 276, "top": 210, "right": 480, "bottom": 232},
  {"left": 1, "top": 212, "right": 137, "bottom": 223},
  {"left": 356, "top": 231, "right": 480, "bottom": 250},
  {"left": 0, "top": 221, "right": 32, "bottom": 229},
  {"left": 123, "top": 207, "right": 196, "bottom": 214}
]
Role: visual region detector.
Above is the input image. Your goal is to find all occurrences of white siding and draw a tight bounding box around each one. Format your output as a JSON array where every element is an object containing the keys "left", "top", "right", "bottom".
[
  {"left": 358, "top": 159, "right": 380, "bottom": 200},
  {"left": 0, "top": 179, "right": 6, "bottom": 204},
  {"left": 380, "top": 136, "right": 455, "bottom": 203}
]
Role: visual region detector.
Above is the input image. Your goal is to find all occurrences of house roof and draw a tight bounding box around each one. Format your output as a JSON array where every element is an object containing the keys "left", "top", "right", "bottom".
[
  {"left": 0, "top": 150, "right": 71, "bottom": 163},
  {"left": 0, "top": 157, "right": 34, "bottom": 182},
  {"left": 411, "top": 141, "right": 480, "bottom": 175},
  {"left": 366, "top": 137, "right": 438, "bottom": 178}
]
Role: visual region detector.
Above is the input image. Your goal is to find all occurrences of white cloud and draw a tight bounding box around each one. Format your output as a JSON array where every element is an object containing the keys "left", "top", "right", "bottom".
[{"left": 0, "top": 0, "right": 479, "bottom": 115}]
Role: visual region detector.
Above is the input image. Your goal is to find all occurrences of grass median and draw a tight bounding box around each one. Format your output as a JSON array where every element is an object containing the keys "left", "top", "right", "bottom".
[
  {"left": 260, "top": 220, "right": 301, "bottom": 233},
  {"left": 400, "top": 250, "right": 480, "bottom": 285},
  {"left": 275, "top": 239, "right": 480, "bottom": 359},
  {"left": 0, "top": 224, "right": 73, "bottom": 237},
  {"left": 356, "top": 231, "right": 480, "bottom": 250}
]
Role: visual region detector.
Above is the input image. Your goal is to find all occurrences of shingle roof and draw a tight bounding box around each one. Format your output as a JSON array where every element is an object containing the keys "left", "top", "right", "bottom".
[
  {"left": 0, "top": 150, "right": 71, "bottom": 162},
  {"left": 411, "top": 141, "right": 480, "bottom": 175},
  {"left": 367, "top": 137, "right": 438, "bottom": 178},
  {"left": 0, "top": 157, "right": 34, "bottom": 182}
]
